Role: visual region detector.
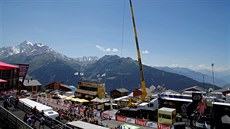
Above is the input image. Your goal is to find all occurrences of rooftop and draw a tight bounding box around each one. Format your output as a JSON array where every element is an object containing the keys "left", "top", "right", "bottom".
[
  {"left": 19, "top": 79, "right": 42, "bottom": 86},
  {"left": 214, "top": 87, "right": 230, "bottom": 92},
  {"left": 159, "top": 107, "right": 176, "bottom": 112},
  {"left": 114, "top": 88, "right": 129, "bottom": 93},
  {"left": 181, "top": 86, "right": 206, "bottom": 92}
]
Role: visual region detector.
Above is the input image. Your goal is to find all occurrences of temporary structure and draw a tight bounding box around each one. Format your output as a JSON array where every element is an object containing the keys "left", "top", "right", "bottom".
[
  {"left": 78, "top": 99, "right": 89, "bottom": 103},
  {"left": 91, "top": 97, "right": 110, "bottom": 103},
  {"left": 65, "top": 95, "right": 74, "bottom": 100},
  {"left": 0, "top": 61, "right": 19, "bottom": 70}
]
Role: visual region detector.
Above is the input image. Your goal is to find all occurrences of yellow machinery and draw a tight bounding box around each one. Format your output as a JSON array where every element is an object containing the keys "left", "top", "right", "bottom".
[
  {"left": 117, "top": 98, "right": 138, "bottom": 108},
  {"left": 158, "top": 107, "right": 176, "bottom": 125},
  {"left": 129, "top": 0, "right": 147, "bottom": 101}
]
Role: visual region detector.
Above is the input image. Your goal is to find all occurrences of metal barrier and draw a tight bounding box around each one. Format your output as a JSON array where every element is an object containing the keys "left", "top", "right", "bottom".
[
  {"left": 0, "top": 105, "right": 33, "bottom": 129},
  {"left": 9, "top": 97, "right": 72, "bottom": 129}
]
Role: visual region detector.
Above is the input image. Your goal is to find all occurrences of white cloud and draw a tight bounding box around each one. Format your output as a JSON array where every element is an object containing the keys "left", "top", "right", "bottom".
[
  {"left": 96, "top": 45, "right": 119, "bottom": 52},
  {"left": 188, "top": 64, "right": 193, "bottom": 68},
  {"left": 112, "top": 48, "right": 119, "bottom": 52},
  {"left": 142, "top": 50, "right": 149, "bottom": 54},
  {"left": 198, "top": 64, "right": 206, "bottom": 69}
]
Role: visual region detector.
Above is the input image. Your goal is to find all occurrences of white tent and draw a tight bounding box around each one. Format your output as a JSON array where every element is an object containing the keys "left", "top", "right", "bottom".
[{"left": 91, "top": 97, "right": 110, "bottom": 103}]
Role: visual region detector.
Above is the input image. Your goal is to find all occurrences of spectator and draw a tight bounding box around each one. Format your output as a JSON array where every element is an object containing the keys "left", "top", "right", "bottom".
[
  {"left": 27, "top": 117, "right": 32, "bottom": 126},
  {"left": 39, "top": 116, "right": 45, "bottom": 129},
  {"left": 32, "top": 119, "right": 36, "bottom": 129},
  {"left": 28, "top": 112, "right": 33, "bottom": 118},
  {"left": 3, "top": 100, "right": 8, "bottom": 110},
  {"left": 23, "top": 113, "right": 28, "bottom": 122},
  {"left": 14, "top": 96, "right": 19, "bottom": 108},
  {"left": 41, "top": 110, "right": 44, "bottom": 117},
  {"left": 32, "top": 113, "right": 37, "bottom": 126},
  {"left": 32, "top": 106, "right": 37, "bottom": 115},
  {"left": 7, "top": 97, "right": 11, "bottom": 107},
  {"left": 100, "top": 109, "right": 103, "bottom": 117}
]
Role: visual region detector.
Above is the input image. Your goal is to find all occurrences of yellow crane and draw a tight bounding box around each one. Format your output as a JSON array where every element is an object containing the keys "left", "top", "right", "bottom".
[{"left": 129, "top": 0, "right": 147, "bottom": 101}]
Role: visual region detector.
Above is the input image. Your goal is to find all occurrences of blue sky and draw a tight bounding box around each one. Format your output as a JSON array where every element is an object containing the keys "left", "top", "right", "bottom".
[{"left": 0, "top": 0, "right": 229, "bottom": 71}]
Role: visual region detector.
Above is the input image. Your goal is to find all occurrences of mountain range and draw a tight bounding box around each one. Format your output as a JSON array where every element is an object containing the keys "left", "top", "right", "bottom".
[
  {"left": 155, "top": 66, "right": 229, "bottom": 87},
  {"left": 0, "top": 41, "right": 220, "bottom": 92}
]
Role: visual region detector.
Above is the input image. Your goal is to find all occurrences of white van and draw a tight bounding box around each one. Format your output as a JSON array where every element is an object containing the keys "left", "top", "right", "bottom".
[{"left": 19, "top": 98, "right": 59, "bottom": 119}]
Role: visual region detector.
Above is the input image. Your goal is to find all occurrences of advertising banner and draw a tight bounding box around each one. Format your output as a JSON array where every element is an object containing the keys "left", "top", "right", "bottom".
[
  {"left": 116, "top": 115, "right": 127, "bottom": 122},
  {"left": 18, "top": 64, "right": 29, "bottom": 77},
  {"left": 135, "top": 119, "right": 147, "bottom": 126},
  {"left": 157, "top": 123, "right": 172, "bottom": 129}
]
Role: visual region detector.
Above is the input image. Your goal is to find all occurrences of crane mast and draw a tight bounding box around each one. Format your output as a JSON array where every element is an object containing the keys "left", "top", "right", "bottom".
[{"left": 129, "top": 0, "right": 147, "bottom": 101}]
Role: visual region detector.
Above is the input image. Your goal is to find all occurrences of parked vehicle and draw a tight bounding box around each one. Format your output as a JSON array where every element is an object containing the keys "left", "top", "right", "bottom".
[{"left": 19, "top": 98, "right": 59, "bottom": 119}]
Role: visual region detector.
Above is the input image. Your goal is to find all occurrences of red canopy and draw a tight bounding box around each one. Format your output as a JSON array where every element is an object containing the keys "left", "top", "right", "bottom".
[
  {"left": 0, "top": 61, "right": 19, "bottom": 70},
  {"left": 0, "top": 79, "right": 7, "bottom": 83}
]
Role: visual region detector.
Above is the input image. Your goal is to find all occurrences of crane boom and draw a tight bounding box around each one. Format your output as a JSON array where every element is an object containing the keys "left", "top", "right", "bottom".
[{"left": 129, "top": 0, "right": 147, "bottom": 101}]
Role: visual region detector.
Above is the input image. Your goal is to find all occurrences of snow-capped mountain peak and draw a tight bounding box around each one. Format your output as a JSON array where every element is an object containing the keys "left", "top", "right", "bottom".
[
  {"left": 0, "top": 40, "right": 98, "bottom": 66},
  {"left": 11, "top": 46, "right": 20, "bottom": 55},
  {"left": 0, "top": 40, "right": 57, "bottom": 58},
  {"left": 36, "top": 43, "right": 44, "bottom": 47},
  {"left": 22, "top": 40, "right": 34, "bottom": 46}
]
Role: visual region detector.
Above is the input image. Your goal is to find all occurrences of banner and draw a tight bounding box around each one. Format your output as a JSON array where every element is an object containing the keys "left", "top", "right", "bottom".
[
  {"left": 18, "top": 64, "right": 29, "bottom": 77},
  {"left": 135, "top": 119, "right": 147, "bottom": 126},
  {"left": 157, "top": 123, "right": 172, "bottom": 129},
  {"left": 116, "top": 115, "right": 127, "bottom": 122}
]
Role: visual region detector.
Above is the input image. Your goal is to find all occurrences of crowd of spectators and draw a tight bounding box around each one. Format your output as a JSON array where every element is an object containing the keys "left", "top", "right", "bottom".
[
  {"left": 53, "top": 104, "right": 109, "bottom": 128},
  {"left": 1, "top": 90, "right": 124, "bottom": 129},
  {"left": 23, "top": 106, "right": 45, "bottom": 129}
]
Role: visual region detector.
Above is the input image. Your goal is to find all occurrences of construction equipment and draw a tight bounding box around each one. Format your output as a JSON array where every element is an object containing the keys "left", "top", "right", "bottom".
[
  {"left": 117, "top": 98, "right": 138, "bottom": 108},
  {"left": 129, "top": 0, "right": 147, "bottom": 101}
]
